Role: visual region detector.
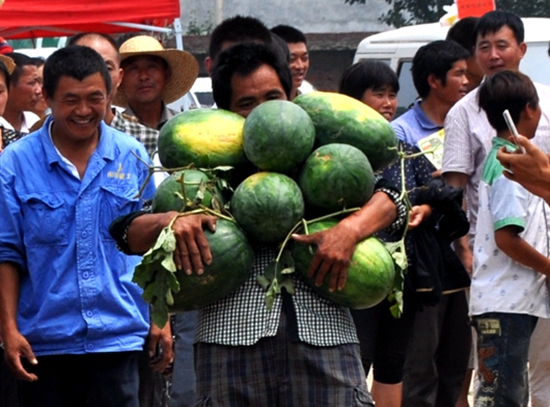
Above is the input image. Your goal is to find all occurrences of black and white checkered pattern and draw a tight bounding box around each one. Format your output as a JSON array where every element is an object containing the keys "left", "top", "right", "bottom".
[
  {"left": 111, "top": 110, "right": 159, "bottom": 157},
  {"left": 196, "top": 177, "right": 408, "bottom": 347}
]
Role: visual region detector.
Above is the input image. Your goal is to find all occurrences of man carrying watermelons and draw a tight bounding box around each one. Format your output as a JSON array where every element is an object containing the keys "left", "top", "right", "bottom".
[{"left": 112, "top": 42, "right": 408, "bottom": 407}]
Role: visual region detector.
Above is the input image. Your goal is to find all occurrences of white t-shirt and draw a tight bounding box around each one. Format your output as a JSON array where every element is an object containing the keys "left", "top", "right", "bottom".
[
  {"left": 442, "top": 82, "right": 550, "bottom": 247},
  {"left": 0, "top": 111, "right": 40, "bottom": 134},
  {"left": 471, "top": 137, "right": 550, "bottom": 318}
]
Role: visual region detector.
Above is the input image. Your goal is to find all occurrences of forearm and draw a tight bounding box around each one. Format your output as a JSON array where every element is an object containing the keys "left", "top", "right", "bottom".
[
  {"left": 337, "top": 191, "right": 397, "bottom": 243},
  {"left": 0, "top": 262, "right": 21, "bottom": 336},
  {"left": 126, "top": 212, "right": 179, "bottom": 254},
  {"left": 495, "top": 230, "right": 550, "bottom": 277}
]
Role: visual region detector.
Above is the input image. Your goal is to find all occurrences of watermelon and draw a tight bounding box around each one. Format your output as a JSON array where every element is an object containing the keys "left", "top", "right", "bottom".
[
  {"left": 243, "top": 100, "right": 315, "bottom": 173},
  {"left": 292, "top": 219, "right": 395, "bottom": 309},
  {"left": 169, "top": 219, "right": 254, "bottom": 312},
  {"left": 152, "top": 169, "right": 224, "bottom": 213},
  {"left": 294, "top": 91, "right": 398, "bottom": 171},
  {"left": 158, "top": 108, "right": 248, "bottom": 170},
  {"left": 230, "top": 172, "right": 304, "bottom": 243},
  {"left": 298, "top": 143, "right": 374, "bottom": 215}
]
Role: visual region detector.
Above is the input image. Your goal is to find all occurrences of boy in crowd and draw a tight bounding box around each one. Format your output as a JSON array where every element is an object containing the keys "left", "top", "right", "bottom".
[
  {"left": 390, "top": 40, "right": 472, "bottom": 407},
  {"left": 271, "top": 24, "right": 310, "bottom": 99},
  {"left": 474, "top": 70, "right": 550, "bottom": 406}
]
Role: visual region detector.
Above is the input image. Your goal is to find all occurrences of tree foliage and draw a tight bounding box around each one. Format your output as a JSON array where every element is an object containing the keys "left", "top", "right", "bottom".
[{"left": 345, "top": 0, "right": 550, "bottom": 27}]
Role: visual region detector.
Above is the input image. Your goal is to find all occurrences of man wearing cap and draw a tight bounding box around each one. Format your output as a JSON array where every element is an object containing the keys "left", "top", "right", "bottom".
[{"left": 116, "top": 35, "right": 198, "bottom": 131}]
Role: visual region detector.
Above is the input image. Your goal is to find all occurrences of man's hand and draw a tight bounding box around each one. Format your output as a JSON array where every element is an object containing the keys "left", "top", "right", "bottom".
[
  {"left": 2, "top": 330, "right": 38, "bottom": 381},
  {"left": 292, "top": 222, "right": 358, "bottom": 292},
  {"left": 148, "top": 320, "right": 173, "bottom": 374},
  {"left": 171, "top": 214, "right": 217, "bottom": 275},
  {"left": 408, "top": 204, "right": 432, "bottom": 230}
]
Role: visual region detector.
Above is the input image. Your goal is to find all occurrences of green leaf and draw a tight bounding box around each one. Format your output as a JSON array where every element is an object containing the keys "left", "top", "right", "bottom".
[{"left": 161, "top": 229, "right": 177, "bottom": 253}]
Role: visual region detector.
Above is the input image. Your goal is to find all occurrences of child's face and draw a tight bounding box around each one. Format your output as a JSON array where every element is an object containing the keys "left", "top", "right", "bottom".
[{"left": 361, "top": 86, "right": 398, "bottom": 121}]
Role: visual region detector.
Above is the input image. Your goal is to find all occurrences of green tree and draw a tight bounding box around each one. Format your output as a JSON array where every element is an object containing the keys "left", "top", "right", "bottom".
[{"left": 345, "top": 0, "right": 550, "bottom": 27}]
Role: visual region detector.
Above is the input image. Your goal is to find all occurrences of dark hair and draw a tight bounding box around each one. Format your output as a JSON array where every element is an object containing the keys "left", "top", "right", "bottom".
[
  {"left": 412, "top": 40, "right": 469, "bottom": 99},
  {"left": 68, "top": 32, "right": 120, "bottom": 62},
  {"left": 4, "top": 52, "right": 35, "bottom": 86},
  {"left": 212, "top": 42, "right": 292, "bottom": 110},
  {"left": 208, "top": 16, "right": 272, "bottom": 62},
  {"left": 43, "top": 45, "right": 111, "bottom": 98},
  {"left": 475, "top": 10, "right": 524, "bottom": 45},
  {"left": 478, "top": 70, "right": 538, "bottom": 133},
  {"left": 270, "top": 25, "right": 307, "bottom": 45},
  {"left": 0, "top": 60, "right": 10, "bottom": 88},
  {"left": 339, "top": 60, "right": 399, "bottom": 101},
  {"left": 271, "top": 32, "right": 290, "bottom": 63},
  {"left": 446, "top": 17, "right": 479, "bottom": 56},
  {"left": 31, "top": 57, "right": 46, "bottom": 68}
]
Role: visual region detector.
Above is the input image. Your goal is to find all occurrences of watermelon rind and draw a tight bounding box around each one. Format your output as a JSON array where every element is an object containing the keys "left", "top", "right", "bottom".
[
  {"left": 292, "top": 219, "right": 396, "bottom": 309},
  {"left": 169, "top": 219, "right": 254, "bottom": 311},
  {"left": 294, "top": 91, "right": 398, "bottom": 171}
]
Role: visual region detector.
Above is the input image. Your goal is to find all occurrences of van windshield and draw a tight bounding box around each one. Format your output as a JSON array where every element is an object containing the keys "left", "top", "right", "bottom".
[{"left": 520, "top": 42, "right": 550, "bottom": 87}]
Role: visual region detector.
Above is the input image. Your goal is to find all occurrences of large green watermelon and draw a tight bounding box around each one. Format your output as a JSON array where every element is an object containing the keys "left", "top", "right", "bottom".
[
  {"left": 230, "top": 172, "right": 304, "bottom": 243},
  {"left": 152, "top": 169, "right": 224, "bottom": 213},
  {"left": 158, "top": 108, "right": 248, "bottom": 170},
  {"left": 169, "top": 219, "right": 254, "bottom": 311},
  {"left": 298, "top": 143, "right": 374, "bottom": 215},
  {"left": 243, "top": 100, "right": 315, "bottom": 173},
  {"left": 292, "top": 219, "right": 395, "bottom": 309},
  {"left": 294, "top": 91, "right": 398, "bottom": 171}
]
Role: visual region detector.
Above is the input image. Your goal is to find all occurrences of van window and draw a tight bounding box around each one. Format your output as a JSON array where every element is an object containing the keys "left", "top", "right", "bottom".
[
  {"left": 520, "top": 42, "right": 550, "bottom": 87},
  {"left": 396, "top": 60, "right": 417, "bottom": 117}
]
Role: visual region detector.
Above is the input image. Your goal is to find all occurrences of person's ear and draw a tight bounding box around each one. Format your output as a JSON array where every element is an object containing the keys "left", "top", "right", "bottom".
[
  {"left": 519, "top": 42, "right": 527, "bottom": 59},
  {"left": 204, "top": 56, "right": 213, "bottom": 76},
  {"left": 427, "top": 73, "right": 441, "bottom": 90}
]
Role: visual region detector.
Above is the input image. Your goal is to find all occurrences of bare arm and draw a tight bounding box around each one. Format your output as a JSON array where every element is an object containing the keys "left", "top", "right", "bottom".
[
  {"left": 291, "top": 191, "right": 397, "bottom": 292},
  {"left": 126, "top": 212, "right": 217, "bottom": 275},
  {"left": 442, "top": 171, "right": 473, "bottom": 273},
  {"left": 0, "top": 262, "right": 37, "bottom": 381},
  {"left": 494, "top": 226, "right": 550, "bottom": 277}
]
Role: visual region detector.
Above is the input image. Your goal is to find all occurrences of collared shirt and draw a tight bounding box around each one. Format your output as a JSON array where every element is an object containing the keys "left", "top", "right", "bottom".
[
  {"left": 442, "top": 82, "right": 550, "bottom": 245},
  {"left": 392, "top": 100, "right": 441, "bottom": 146},
  {"left": 123, "top": 103, "right": 178, "bottom": 131},
  {"left": 471, "top": 137, "right": 550, "bottom": 318},
  {"left": 111, "top": 109, "right": 158, "bottom": 157},
  {"left": 0, "top": 117, "right": 156, "bottom": 356},
  {"left": 195, "top": 176, "right": 408, "bottom": 347},
  {"left": 0, "top": 111, "right": 40, "bottom": 134}
]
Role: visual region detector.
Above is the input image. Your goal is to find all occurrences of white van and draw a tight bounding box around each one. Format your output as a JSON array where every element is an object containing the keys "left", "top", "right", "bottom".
[{"left": 353, "top": 18, "right": 550, "bottom": 116}]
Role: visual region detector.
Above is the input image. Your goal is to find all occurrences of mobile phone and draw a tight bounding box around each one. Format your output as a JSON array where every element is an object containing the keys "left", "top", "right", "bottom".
[{"left": 502, "top": 109, "right": 525, "bottom": 153}]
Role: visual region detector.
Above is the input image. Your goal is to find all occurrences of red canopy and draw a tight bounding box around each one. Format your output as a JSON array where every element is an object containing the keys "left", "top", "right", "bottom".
[{"left": 0, "top": 0, "right": 181, "bottom": 39}]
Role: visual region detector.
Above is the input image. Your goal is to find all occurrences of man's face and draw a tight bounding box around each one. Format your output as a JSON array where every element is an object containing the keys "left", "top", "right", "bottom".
[
  {"left": 361, "top": 86, "right": 397, "bottom": 121},
  {"left": 434, "top": 60, "right": 469, "bottom": 106},
  {"left": 8, "top": 65, "right": 42, "bottom": 112},
  {"left": 120, "top": 55, "right": 169, "bottom": 105},
  {"left": 229, "top": 64, "right": 287, "bottom": 118},
  {"left": 475, "top": 26, "right": 526, "bottom": 75},
  {"left": 46, "top": 73, "right": 108, "bottom": 144},
  {"left": 74, "top": 36, "right": 122, "bottom": 102},
  {"left": 288, "top": 42, "right": 309, "bottom": 91}
]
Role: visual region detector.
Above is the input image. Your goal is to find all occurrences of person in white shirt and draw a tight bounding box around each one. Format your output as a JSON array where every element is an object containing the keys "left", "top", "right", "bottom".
[
  {"left": 442, "top": 12, "right": 550, "bottom": 406},
  {"left": 1, "top": 52, "right": 41, "bottom": 133}
]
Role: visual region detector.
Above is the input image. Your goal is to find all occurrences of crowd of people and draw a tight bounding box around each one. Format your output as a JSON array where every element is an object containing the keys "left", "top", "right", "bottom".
[{"left": 0, "top": 8, "right": 549, "bottom": 407}]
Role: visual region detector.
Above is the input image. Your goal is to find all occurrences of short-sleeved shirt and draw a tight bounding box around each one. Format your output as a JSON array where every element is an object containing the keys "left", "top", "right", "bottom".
[
  {"left": 0, "top": 117, "right": 156, "bottom": 356},
  {"left": 442, "top": 82, "right": 550, "bottom": 245},
  {"left": 470, "top": 137, "right": 550, "bottom": 318},
  {"left": 392, "top": 100, "right": 441, "bottom": 146},
  {"left": 195, "top": 176, "right": 408, "bottom": 347}
]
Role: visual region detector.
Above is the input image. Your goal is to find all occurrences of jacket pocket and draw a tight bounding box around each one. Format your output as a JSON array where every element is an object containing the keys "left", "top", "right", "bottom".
[{"left": 20, "top": 192, "right": 69, "bottom": 246}]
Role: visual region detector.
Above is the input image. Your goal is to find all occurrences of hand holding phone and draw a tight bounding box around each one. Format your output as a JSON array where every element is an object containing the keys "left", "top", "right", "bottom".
[{"left": 503, "top": 109, "right": 525, "bottom": 154}]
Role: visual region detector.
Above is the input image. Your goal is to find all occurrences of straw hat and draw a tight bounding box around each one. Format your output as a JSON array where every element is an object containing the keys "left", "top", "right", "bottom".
[
  {"left": 0, "top": 54, "right": 15, "bottom": 74},
  {"left": 114, "top": 35, "right": 199, "bottom": 107}
]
